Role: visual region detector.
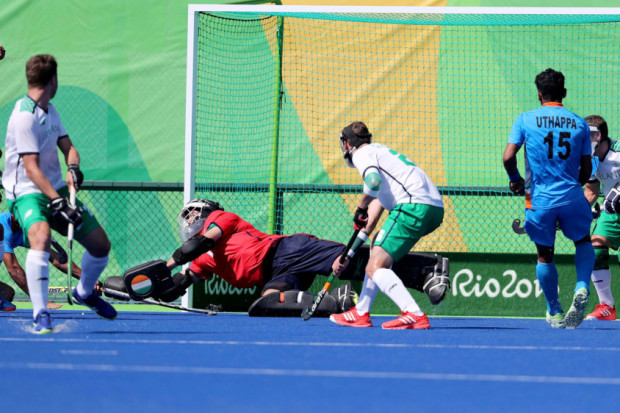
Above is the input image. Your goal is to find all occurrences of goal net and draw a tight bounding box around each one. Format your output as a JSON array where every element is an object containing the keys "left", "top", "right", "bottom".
[{"left": 185, "top": 5, "right": 620, "bottom": 268}]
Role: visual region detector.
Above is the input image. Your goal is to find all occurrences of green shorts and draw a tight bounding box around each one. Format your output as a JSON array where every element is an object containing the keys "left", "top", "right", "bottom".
[
  {"left": 8, "top": 186, "right": 101, "bottom": 248},
  {"left": 592, "top": 211, "right": 620, "bottom": 250},
  {"left": 374, "top": 203, "right": 444, "bottom": 262}
]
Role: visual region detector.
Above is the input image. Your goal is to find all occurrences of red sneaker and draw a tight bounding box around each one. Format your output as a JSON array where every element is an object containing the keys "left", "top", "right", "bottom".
[
  {"left": 586, "top": 304, "right": 617, "bottom": 321},
  {"left": 329, "top": 308, "right": 372, "bottom": 328},
  {"left": 382, "top": 312, "right": 430, "bottom": 330}
]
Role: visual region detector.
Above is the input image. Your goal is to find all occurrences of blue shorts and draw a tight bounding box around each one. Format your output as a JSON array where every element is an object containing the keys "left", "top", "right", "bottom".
[
  {"left": 524, "top": 197, "right": 592, "bottom": 247},
  {"left": 262, "top": 234, "right": 344, "bottom": 293}
]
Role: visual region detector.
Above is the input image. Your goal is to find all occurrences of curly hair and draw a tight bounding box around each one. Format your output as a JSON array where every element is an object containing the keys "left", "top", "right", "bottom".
[{"left": 535, "top": 68, "right": 567, "bottom": 102}]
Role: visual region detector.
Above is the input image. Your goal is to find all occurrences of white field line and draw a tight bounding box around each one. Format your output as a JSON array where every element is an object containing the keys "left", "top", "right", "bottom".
[
  {"left": 2, "top": 337, "right": 620, "bottom": 352},
  {"left": 0, "top": 361, "right": 619, "bottom": 385},
  {"left": 60, "top": 349, "right": 118, "bottom": 356}
]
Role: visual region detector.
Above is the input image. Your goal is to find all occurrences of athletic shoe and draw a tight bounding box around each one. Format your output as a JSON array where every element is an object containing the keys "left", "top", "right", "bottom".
[
  {"left": 72, "top": 290, "right": 117, "bottom": 320},
  {"left": 564, "top": 287, "right": 589, "bottom": 329},
  {"left": 546, "top": 311, "right": 565, "bottom": 329},
  {"left": 330, "top": 282, "right": 359, "bottom": 313},
  {"left": 586, "top": 303, "right": 617, "bottom": 321},
  {"left": 382, "top": 312, "right": 430, "bottom": 330},
  {"left": 329, "top": 307, "right": 372, "bottom": 327},
  {"left": 33, "top": 312, "right": 53, "bottom": 334},
  {"left": 0, "top": 295, "right": 16, "bottom": 311}
]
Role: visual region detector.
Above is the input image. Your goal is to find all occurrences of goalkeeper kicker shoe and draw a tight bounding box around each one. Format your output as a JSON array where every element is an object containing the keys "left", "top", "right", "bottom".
[
  {"left": 564, "top": 287, "right": 589, "bottom": 329},
  {"left": 546, "top": 311, "right": 565, "bottom": 329},
  {"left": 330, "top": 307, "right": 372, "bottom": 327},
  {"left": 586, "top": 304, "right": 617, "bottom": 321},
  {"left": 382, "top": 312, "right": 430, "bottom": 330},
  {"left": 72, "top": 290, "right": 117, "bottom": 320},
  {"left": 330, "top": 282, "right": 359, "bottom": 313},
  {"left": 33, "top": 312, "right": 53, "bottom": 334}
]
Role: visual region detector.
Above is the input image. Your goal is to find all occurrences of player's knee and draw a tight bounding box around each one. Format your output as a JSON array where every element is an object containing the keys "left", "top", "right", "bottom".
[
  {"left": 594, "top": 246, "right": 610, "bottom": 270},
  {"left": 535, "top": 244, "right": 554, "bottom": 263}
]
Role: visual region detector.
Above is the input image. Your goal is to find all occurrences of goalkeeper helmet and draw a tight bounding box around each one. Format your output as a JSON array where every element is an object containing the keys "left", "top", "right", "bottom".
[
  {"left": 178, "top": 199, "right": 223, "bottom": 242},
  {"left": 340, "top": 122, "right": 372, "bottom": 168}
]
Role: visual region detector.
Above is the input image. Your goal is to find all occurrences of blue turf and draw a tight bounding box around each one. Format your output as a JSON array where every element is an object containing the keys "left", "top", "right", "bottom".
[{"left": 1, "top": 310, "right": 620, "bottom": 413}]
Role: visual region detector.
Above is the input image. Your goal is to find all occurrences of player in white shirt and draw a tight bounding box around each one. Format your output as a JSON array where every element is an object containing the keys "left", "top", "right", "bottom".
[
  {"left": 584, "top": 115, "right": 619, "bottom": 321},
  {"left": 2, "top": 54, "right": 116, "bottom": 333},
  {"left": 330, "top": 122, "right": 446, "bottom": 329}
]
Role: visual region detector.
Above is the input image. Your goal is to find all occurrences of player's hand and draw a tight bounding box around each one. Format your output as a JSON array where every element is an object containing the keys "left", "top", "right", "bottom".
[
  {"left": 68, "top": 163, "right": 84, "bottom": 191},
  {"left": 331, "top": 257, "right": 349, "bottom": 277},
  {"left": 94, "top": 281, "right": 104, "bottom": 294},
  {"left": 604, "top": 184, "right": 620, "bottom": 214},
  {"left": 0, "top": 45, "right": 5, "bottom": 60},
  {"left": 48, "top": 197, "right": 83, "bottom": 227},
  {"left": 509, "top": 178, "right": 525, "bottom": 196},
  {"left": 353, "top": 206, "right": 368, "bottom": 230}
]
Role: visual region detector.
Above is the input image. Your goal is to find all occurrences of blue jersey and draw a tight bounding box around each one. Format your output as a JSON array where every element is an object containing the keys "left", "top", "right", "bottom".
[
  {"left": 0, "top": 212, "right": 24, "bottom": 254},
  {"left": 508, "top": 103, "right": 591, "bottom": 210}
]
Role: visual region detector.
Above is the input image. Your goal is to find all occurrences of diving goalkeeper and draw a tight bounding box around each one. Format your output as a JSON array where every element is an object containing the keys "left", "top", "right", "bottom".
[{"left": 104, "top": 199, "right": 449, "bottom": 317}]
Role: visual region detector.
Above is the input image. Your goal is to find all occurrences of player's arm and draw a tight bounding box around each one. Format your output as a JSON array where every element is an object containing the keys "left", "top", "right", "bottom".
[
  {"left": 503, "top": 143, "right": 525, "bottom": 195},
  {"left": 584, "top": 180, "right": 600, "bottom": 205},
  {"left": 166, "top": 224, "right": 223, "bottom": 270},
  {"left": 3, "top": 251, "right": 29, "bottom": 295},
  {"left": 57, "top": 136, "right": 82, "bottom": 190},
  {"left": 579, "top": 155, "right": 593, "bottom": 187},
  {"left": 22, "top": 154, "right": 61, "bottom": 200}
]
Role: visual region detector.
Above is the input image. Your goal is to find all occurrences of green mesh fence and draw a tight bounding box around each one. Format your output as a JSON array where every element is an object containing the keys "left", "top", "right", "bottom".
[
  {"left": 192, "top": 9, "right": 620, "bottom": 264},
  {"left": 0, "top": 182, "right": 183, "bottom": 301}
]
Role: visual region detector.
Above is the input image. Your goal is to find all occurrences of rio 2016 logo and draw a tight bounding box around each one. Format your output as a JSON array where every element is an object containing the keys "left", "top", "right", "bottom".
[
  {"left": 204, "top": 277, "right": 257, "bottom": 296},
  {"left": 452, "top": 269, "right": 544, "bottom": 299}
]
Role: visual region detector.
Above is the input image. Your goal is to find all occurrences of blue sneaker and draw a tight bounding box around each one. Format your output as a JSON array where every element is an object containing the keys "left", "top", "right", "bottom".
[
  {"left": 33, "top": 312, "right": 53, "bottom": 334},
  {"left": 1, "top": 295, "right": 17, "bottom": 311},
  {"left": 564, "top": 287, "right": 589, "bottom": 329},
  {"left": 72, "top": 290, "right": 117, "bottom": 320}
]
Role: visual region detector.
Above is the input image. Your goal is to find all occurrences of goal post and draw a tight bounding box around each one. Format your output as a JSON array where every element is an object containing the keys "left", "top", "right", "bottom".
[{"left": 185, "top": 4, "right": 620, "bottom": 310}]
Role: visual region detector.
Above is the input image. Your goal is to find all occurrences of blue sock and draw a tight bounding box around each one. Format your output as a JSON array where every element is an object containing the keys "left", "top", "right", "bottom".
[
  {"left": 575, "top": 242, "right": 595, "bottom": 293},
  {"left": 536, "top": 261, "right": 562, "bottom": 315}
]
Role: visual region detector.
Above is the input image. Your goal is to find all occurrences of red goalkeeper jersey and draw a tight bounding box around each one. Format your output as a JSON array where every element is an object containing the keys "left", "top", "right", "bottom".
[{"left": 188, "top": 210, "right": 285, "bottom": 288}]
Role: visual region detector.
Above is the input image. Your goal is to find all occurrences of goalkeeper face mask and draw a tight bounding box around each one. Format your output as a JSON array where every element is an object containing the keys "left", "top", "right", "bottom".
[
  {"left": 590, "top": 125, "right": 601, "bottom": 154},
  {"left": 177, "top": 199, "right": 223, "bottom": 242}
]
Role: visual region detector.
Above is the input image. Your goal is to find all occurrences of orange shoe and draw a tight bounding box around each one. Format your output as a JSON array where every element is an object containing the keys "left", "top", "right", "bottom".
[
  {"left": 329, "top": 308, "right": 372, "bottom": 328},
  {"left": 382, "top": 312, "right": 430, "bottom": 330},
  {"left": 586, "top": 304, "right": 617, "bottom": 321}
]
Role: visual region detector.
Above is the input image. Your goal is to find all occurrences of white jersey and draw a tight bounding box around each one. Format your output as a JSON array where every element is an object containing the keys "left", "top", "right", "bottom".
[
  {"left": 2, "top": 96, "right": 67, "bottom": 200},
  {"left": 593, "top": 138, "right": 620, "bottom": 197},
  {"left": 351, "top": 143, "right": 443, "bottom": 211}
]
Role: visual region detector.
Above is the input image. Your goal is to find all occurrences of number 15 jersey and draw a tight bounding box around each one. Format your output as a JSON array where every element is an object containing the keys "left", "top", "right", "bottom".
[{"left": 508, "top": 102, "right": 591, "bottom": 210}]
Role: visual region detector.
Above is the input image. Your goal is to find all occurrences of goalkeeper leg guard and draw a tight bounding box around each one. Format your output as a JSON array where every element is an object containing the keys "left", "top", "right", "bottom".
[
  {"left": 248, "top": 290, "right": 338, "bottom": 317},
  {"left": 329, "top": 282, "right": 359, "bottom": 313}
]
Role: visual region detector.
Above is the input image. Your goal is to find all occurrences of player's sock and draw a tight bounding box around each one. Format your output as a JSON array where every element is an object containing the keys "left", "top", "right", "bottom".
[
  {"left": 372, "top": 268, "right": 422, "bottom": 315},
  {"left": 76, "top": 251, "right": 109, "bottom": 298},
  {"left": 355, "top": 274, "right": 379, "bottom": 315},
  {"left": 574, "top": 242, "right": 595, "bottom": 292},
  {"left": 536, "top": 261, "right": 562, "bottom": 315},
  {"left": 25, "top": 250, "right": 50, "bottom": 318},
  {"left": 592, "top": 269, "right": 614, "bottom": 306}
]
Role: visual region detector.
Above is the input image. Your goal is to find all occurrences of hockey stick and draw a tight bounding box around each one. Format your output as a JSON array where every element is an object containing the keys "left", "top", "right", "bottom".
[
  {"left": 66, "top": 185, "right": 77, "bottom": 305},
  {"left": 301, "top": 228, "right": 361, "bottom": 321},
  {"left": 102, "top": 287, "right": 216, "bottom": 315}
]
